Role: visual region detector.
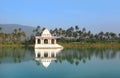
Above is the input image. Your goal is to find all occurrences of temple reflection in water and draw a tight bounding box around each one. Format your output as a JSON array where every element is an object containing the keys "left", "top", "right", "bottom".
[{"left": 35, "top": 48, "right": 63, "bottom": 68}]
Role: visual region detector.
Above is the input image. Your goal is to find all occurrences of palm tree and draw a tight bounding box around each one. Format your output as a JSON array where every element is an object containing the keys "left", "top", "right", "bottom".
[
  {"left": 42, "top": 27, "right": 45, "bottom": 31},
  {"left": 62, "top": 30, "right": 66, "bottom": 37},
  {"left": 70, "top": 27, "right": 74, "bottom": 37},
  {"left": 0, "top": 27, "right": 2, "bottom": 32},
  {"left": 78, "top": 30, "right": 82, "bottom": 39},
  {"left": 18, "top": 28, "right": 21, "bottom": 32},
  {"left": 82, "top": 27, "right": 86, "bottom": 33},
  {"left": 87, "top": 30, "right": 91, "bottom": 39},
  {"left": 4, "top": 33, "right": 11, "bottom": 41},
  {"left": 33, "top": 26, "right": 41, "bottom": 36},
  {"left": 98, "top": 31, "right": 104, "bottom": 40},
  {"left": 74, "top": 26, "right": 79, "bottom": 39},
  {"left": 18, "top": 28, "right": 22, "bottom": 40},
  {"left": 53, "top": 28, "right": 58, "bottom": 36},
  {"left": 105, "top": 32, "right": 110, "bottom": 40},
  {"left": 75, "top": 25, "right": 79, "bottom": 32},
  {"left": 19, "top": 28, "right": 26, "bottom": 41},
  {"left": 110, "top": 32, "right": 116, "bottom": 40},
  {"left": 81, "top": 27, "right": 87, "bottom": 40},
  {"left": 59, "top": 28, "right": 63, "bottom": 37},
  {"left": 13, "top": 29, "right": 18, "bottom": 36},
  {"left": 36, "top": 26, "right": 40, "bottom": 31},
  {"left": 13, "top": 28, "right": 18, "bottom": 41},
  {"left": 50, "top": 29, "right": 54, "bottom": 35},
  {"left": 73, "top": 32, "right": 78, "bottom": 38},
  {"left": 36, "top": 26, "right": 41, "bottom": 36},
  {"left": 0, "top": 27, "right": 3, "bottom": 40},
  {"left": 94, "top": 34, "right": 98, "bottom": 40},
  {"left": 21, "top": 31, "right": 26, "bottom": 39},
  {"left": 119, "top": 33, "right": 120, "bottom": 39},
  {"left": 66, "top": 27, "right": 74, "bottom": 37}
]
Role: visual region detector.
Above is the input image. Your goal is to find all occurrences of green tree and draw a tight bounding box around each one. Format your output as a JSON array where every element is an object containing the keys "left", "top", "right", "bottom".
[
  {"left": 74, "top": 25, "right": 79, "bottom": 39},
  {"left": 75, "top": 25, "right": 79, "bottom": 32},
  {"left": 13, "top": 28, "right": 18, "bottom": 41},
  {"left": 105, "top": 32, "right": 110, "bottom": 40},
  {"left": 18, "top": 28, "right": 22, "bottom": 40},
  {"left": 0, "top": 27, "right": 2, "bottom": 32},
  {"left": 119, "top": 33, "right": 120, "bottom": 39},
  {"left": 0, "top": 27, "right": 3, "bottom": 41},
  {"left": 98, "top": 31, "right": 104, "bottom": 40},
  {"left": 110, "top": 32, "right": 116, "bottom": 40},
  {"left": 82, "top": 27, "right": 86, "bottom": 33},
  {"left": 33, "top": 26, "right": 41, "bottom": 36},
  {"left": 53, "top": 28, "right": 58, "bottom": 36},
  {"left": 87, "top": 30, "right": 91, "bottom": 39},
  {"left": 66, "top": 27, "right": 74, "bottom": 37},
  {"left": 59, "top": 28, "right": 63, "bottom": 36}
]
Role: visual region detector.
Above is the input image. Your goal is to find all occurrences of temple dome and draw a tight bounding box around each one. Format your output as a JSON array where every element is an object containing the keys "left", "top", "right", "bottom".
[
  {"left": 41, "top": 28, "right": 52, "bottom": 37},
  {"left": 41, "top": 59, "right": 51, "bottom": 68}
]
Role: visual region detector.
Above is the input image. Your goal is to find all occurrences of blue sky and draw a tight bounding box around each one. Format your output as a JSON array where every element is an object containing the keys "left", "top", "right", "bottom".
[{"left": 0, "top": 0, "right": 120, "bottom": 34}]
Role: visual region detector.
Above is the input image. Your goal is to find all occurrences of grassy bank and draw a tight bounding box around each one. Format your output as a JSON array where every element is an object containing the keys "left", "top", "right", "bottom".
[
  {"left": 0, "top": 44, "right": 34, "bottom": 48},
  {"left": 59, "top": 42, "right": 120, "bottom": 48},
  {"left": 1, "top": 41, "right": 120, "bottom": 48}
]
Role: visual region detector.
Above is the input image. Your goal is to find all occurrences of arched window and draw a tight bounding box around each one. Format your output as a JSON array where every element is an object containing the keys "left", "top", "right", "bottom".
[
  {"left": 37, "top": 53, "right": 41, "bottom": 58},
  {"left": 51, "top": 52, "right": 55, "bottom": 57},
  {"left": 44, "top": 39, "right": 48, "bottom": 44},
  {"left": 38, "top": 39, "right": 41, "bottom": 44},
  {"left": 44, "top": 52, "right": 48, "bottom": 57},
  {"left": 51, "top": 39, "right": 54, "bottom": 44}
]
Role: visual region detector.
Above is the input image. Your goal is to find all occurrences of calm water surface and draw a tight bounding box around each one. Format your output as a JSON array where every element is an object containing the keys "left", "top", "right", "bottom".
[{"left": 0, "top": 47, "right": 120, "bottom": 78}]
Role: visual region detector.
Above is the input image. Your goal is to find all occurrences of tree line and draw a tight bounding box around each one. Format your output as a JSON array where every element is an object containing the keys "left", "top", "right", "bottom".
[
  {"left": 0, "top": 47, "right": 120, "bottom": 65},
  {"left": 49, "top": 26, "right": 120, "bottom": 43},
  {"left": 0, "top": 25, "right": 120, "bottom": 44},
  {"left": 0, "top": 27, "right": 26, "bottom": 44}
]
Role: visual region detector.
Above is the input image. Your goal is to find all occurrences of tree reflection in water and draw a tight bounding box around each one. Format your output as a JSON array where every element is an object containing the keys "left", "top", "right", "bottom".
[
  {"left": 0, "top": 47, "right": 120, "bottom": 66},
  {"left": 56, "top": 48, "right": 120, "bottom": 65},
  {"left": 0, "top": 47, "right": 34, "bottom": 64}
]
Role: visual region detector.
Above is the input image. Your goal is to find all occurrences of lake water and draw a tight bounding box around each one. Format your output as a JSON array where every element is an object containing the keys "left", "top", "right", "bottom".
[{"left": 0, "top": 47, "right": 120, "bottom": 78}]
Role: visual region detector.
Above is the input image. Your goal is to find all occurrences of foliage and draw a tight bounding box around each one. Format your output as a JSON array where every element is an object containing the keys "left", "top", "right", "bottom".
[
  {"left": 0, "top": 25, "right": 120, "bottom": 45},
  {"left": 0, "top": 27, "right": 26, "bottom": 44},
  {"left": 50, "top": 26, "right": 120, "bottom": 43},
  {"left": 56, "top": 48, "right": 120, "bottom": 65}
]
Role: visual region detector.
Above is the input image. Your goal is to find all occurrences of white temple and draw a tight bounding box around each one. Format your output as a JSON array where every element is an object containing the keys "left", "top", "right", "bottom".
[
  {"left": 35, "top": 48, "right": 62, "bottom": 68},
  {"left": 35, "top": 28, "right": 63, "bottom": 49}
]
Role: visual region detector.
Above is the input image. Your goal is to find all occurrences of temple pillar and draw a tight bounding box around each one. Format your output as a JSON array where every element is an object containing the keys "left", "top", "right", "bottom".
[
  {"left": 40, "top": 39, "right": 42, "bottom": 44},
  {"left": 41, "top": 52, "right": 44, "bottom": 57},
  {"left": 41, "top": 39, "right": 43, "bottom": 44},
  {"left": 54, "top": 39, "right": 56, "bottom": 44},
  {"left": 54, "top": 52, "right": 56, "bottom": 57},
  {"left": 35, "top": 52, "right": 38, "bottom": 57},
  {"left": 47, "top": 39, "right": 50, "bottom": 44},
  {"left": 49, "top": 39, "right": 51, "bottom": 44},
  {"left": 35, "top": 38, "right": 38, "bottom": 44},
  {"left": 42, "top": 39, "right": 44, "bottom": 44},
  {"left": 48, "top": 52, "right": 51, "bottom": 57}
]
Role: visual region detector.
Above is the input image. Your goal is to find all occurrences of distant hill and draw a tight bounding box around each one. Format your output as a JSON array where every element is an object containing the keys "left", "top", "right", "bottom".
[{"left": 0, "top": 24, "right": 35, "bottom": 37}]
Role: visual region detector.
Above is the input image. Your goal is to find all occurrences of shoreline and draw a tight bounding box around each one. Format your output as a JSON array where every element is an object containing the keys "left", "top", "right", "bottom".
[
  {"left": 0, "top": 42, "right": 120, "bottom": 48},
  {"left": 59, "top": 42, "right": 120, "bottom": 48}
]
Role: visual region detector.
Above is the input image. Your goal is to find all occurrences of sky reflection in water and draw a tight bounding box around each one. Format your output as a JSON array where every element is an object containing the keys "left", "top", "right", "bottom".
[{"left": 0, "top": 47, "right": 120, "bottom": 78}]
